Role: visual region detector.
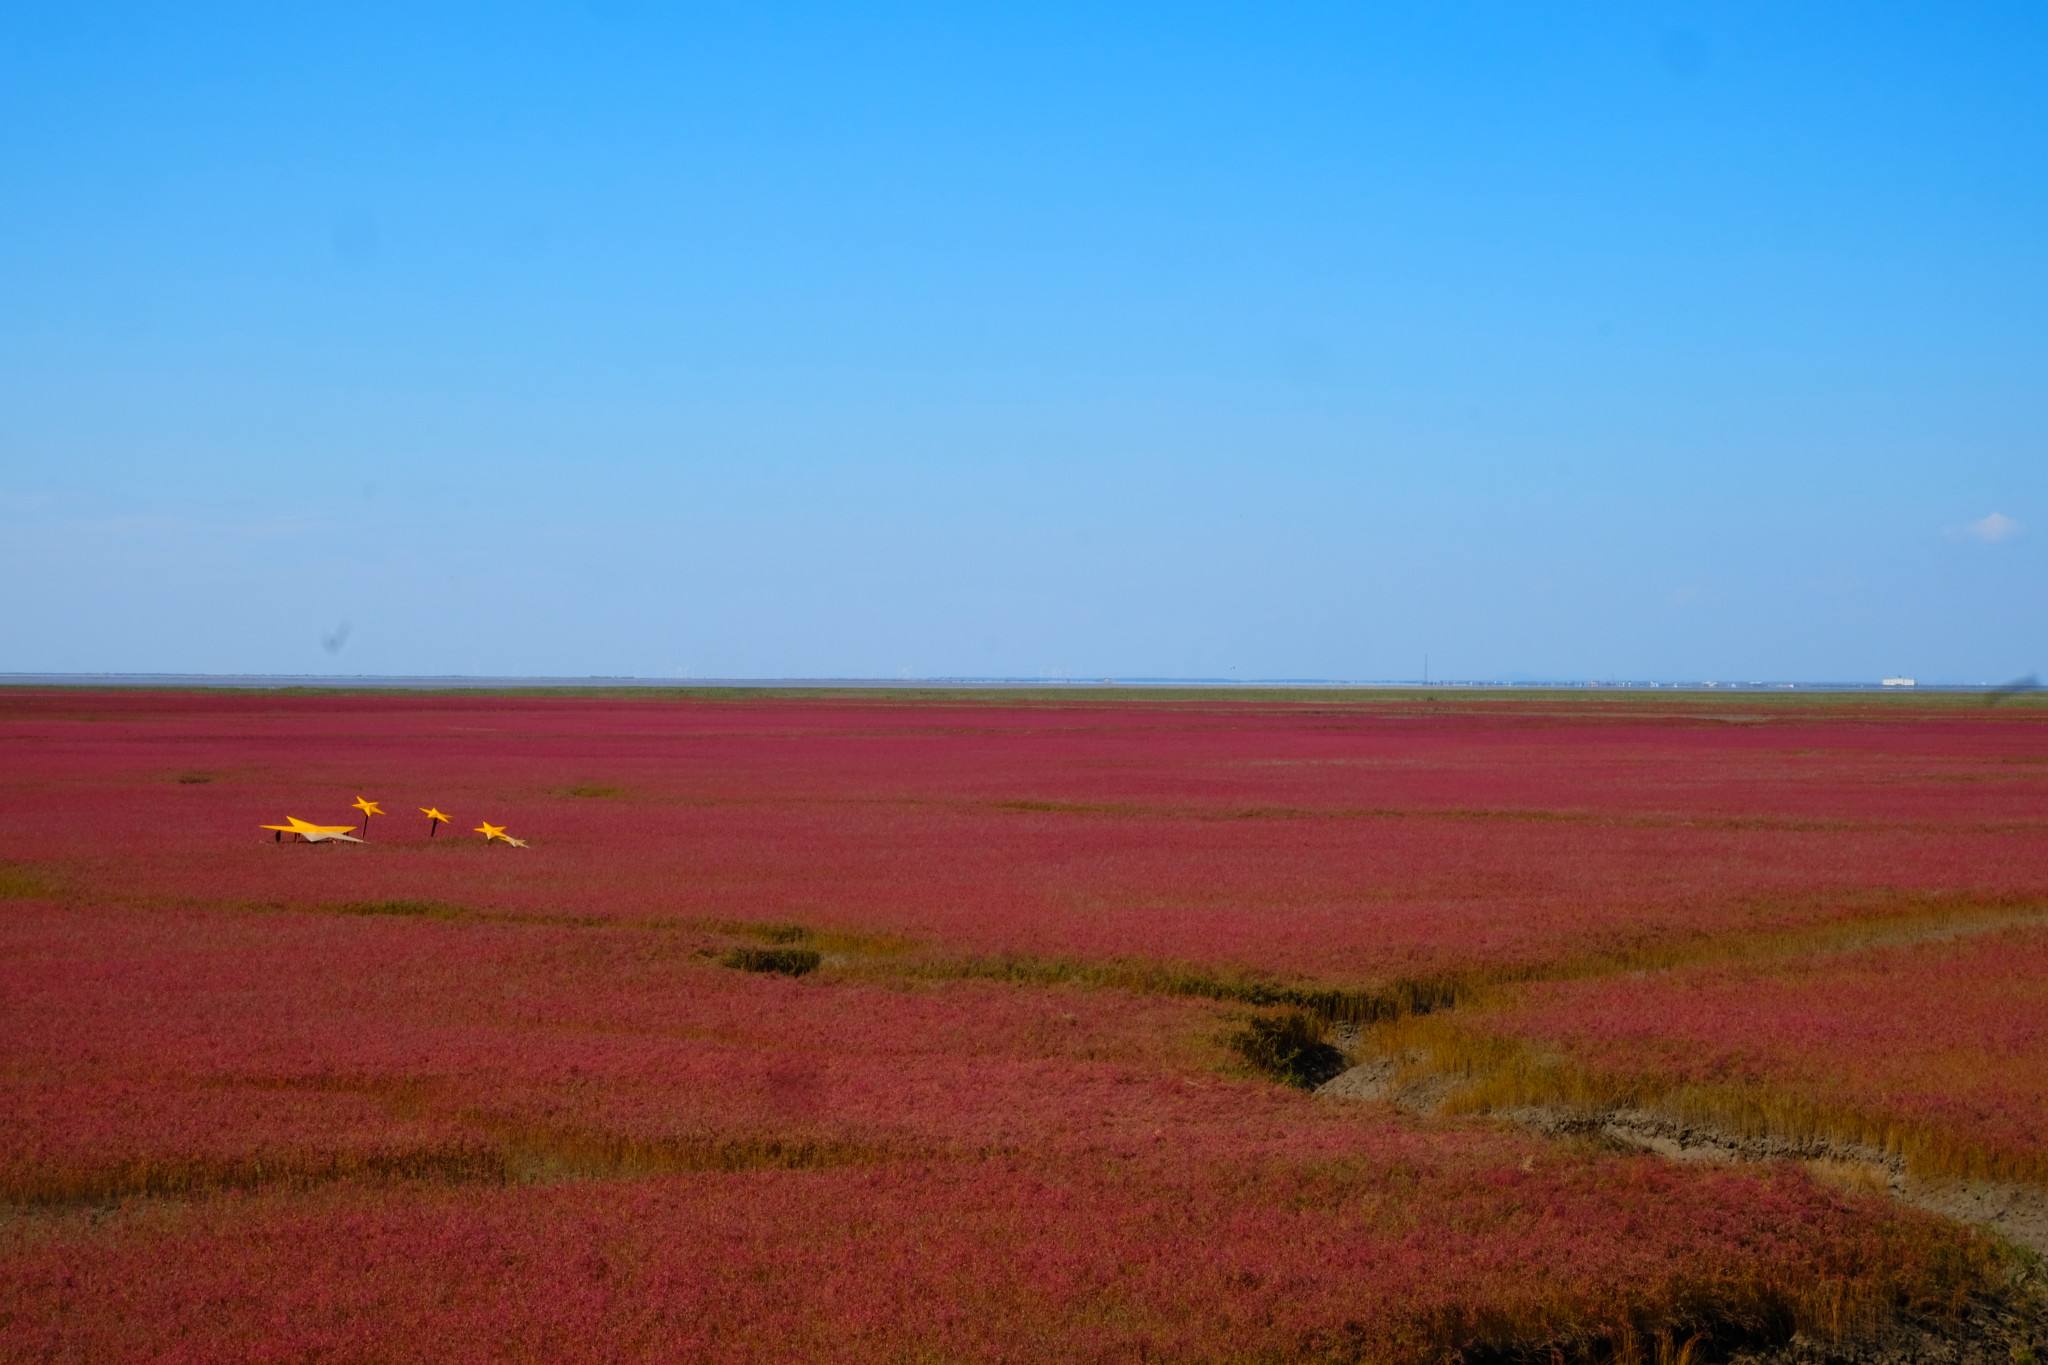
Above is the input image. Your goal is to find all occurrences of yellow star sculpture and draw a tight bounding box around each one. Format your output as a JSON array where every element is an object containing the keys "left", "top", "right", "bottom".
[
  {"left": 421, "top": 806, "right": 450, "bottom": 837},
  {"left": 475, "top": 821, "right": 529, "bottom": 848},
  {"left": 261, "top": 816, "right": 363, "bottom": 844},
  {"left": 351, "top": 795, "right": 384, "bottom": 837}
]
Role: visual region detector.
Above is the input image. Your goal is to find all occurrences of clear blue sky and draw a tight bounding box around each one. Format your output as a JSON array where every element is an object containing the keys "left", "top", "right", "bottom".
[{"left": 2, "top": 3, "right": 2042, "bottom": 681}]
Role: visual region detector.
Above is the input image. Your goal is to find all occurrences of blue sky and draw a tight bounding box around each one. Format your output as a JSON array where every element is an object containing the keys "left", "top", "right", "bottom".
[{"left": 2, "top": 3, "right": 2042, "bottom": 681}]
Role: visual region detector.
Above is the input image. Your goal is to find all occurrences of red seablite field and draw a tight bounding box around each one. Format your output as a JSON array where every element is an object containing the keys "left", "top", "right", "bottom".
[
  {"left": 6, "top": 688, "right": 2047, "bottom": 979},
  {"left": 2, "top": 687, "right": 2044, "bottom": 1361},
  {"left": 0, "top": 901, "right": 1994, "bottom": 1362},
  {"left": 1472, "top": 924, "right": 2048, "bottom": 1179}
]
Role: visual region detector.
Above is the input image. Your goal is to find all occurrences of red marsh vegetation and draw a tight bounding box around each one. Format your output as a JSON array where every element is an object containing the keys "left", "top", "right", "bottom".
[
  {"left": 0, "top": 899, "right": 2004, "bottom": 1362},
  {"left": 1422, "top": 923, "right": 2048, "bottom": 1184},
  {"left": 4, "top": 687, "right": 2045, "bottom": 980},
  {"left": 1, "top": 686, "right": 2043, "bottom": 1361}
]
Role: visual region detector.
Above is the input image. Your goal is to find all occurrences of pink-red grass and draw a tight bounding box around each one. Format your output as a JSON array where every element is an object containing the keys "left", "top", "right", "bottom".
[
  {"left": 1473, "top": 924, "right": 2048, "bottom": 1179},
  {"left": 0, "top": 690, "right": 2039, "bottom": 1360},
  {"left": 0, "top": 900, "right": 1996, "bottom": 1362},
  {"left": 0, "top": 897, "right": 1242, "bottom": 1198},
  {"left": 4, "top": 689, "right": 2045, "bottom": 982},
  {"left": 2, "top": 1152, "right": 1976, "bottom": 1365}
]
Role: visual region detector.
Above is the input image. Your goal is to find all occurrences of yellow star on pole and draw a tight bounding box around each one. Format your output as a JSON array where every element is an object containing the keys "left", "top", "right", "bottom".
[
  {"left": 421, "top": 806, "right": 450, "bottom": 837},
  {"left": 351, "top": 795, "right": 384, "bottom": 838},
  {"left": 475, "top": 821, "right": 507, "bottom": 842}
]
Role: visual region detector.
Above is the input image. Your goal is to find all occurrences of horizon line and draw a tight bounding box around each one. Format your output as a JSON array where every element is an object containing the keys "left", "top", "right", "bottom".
[{"left": 0, "top": 672, "right": 2032, "bottom": 694}]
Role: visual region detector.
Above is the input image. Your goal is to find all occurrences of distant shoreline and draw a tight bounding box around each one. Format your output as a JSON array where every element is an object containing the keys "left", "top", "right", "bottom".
[{"left": 0, "top": 672, "right": 2029, "bottom": 694}]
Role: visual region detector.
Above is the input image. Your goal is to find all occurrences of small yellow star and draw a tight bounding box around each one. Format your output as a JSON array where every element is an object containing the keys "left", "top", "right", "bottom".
[
  {"left": 421, "top": 807, "right": 449, "bottom": 824},
  {"left": 475, "top": 821, "right": 506, "bottom": 841},
  {"left": 352, "top": 797, "right": 384, "bottom": 817}
]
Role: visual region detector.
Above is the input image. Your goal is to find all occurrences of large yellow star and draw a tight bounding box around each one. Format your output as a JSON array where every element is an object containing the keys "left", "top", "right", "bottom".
[
  {"left": 475, "top": 821, "right": 507, "bottom": 841},
  {"left": 421, "top": 807, "right": 450, "bottom": 824},
  {"left": 353, "top": 797, "right": 384, "bottom": 817},
  {"left": 260, "top": 816, "right": 363, "bottom": 843}
]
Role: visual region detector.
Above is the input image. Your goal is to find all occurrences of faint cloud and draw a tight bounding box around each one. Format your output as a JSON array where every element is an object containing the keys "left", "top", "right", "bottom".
[
  {"left": 65, "top": 509, "right": 322, "bottom": 544},
  {"left": 1966, "top": 512, "right": 2021, "bottom": 543},
  {"left": 1805, "top": 571, "right": 1856, "bottom": 595},
  {"left": 322, "top": 622, "right": 352, "bottom": 654},
  {"left": 0, "top": 489, "right": 57, "bottom": 514}
]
